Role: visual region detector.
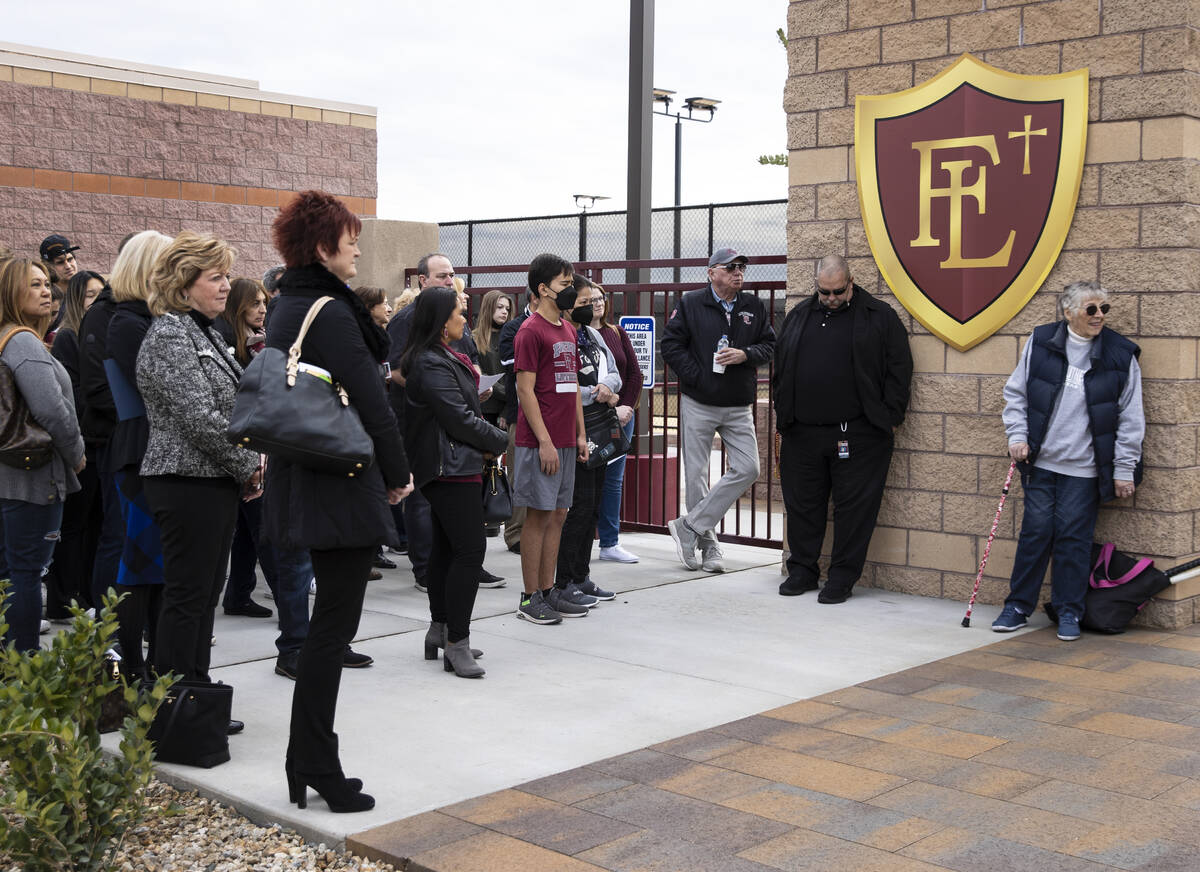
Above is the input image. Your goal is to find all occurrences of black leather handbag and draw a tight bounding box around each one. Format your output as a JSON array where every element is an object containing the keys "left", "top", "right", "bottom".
[
  {"left": 227, "top": 297, "right": 374, "bottom": 476},
  {"left": 0, "top": 327, "right": 55, "bottom": 470},
  {"left": 147, "top": 679, "right": 233, "bottom": 768},
  {"left": 583, "top": 403, "right": 630, "bottom": 469},
  {"left": 482, "top": 459, "right": 513, "bottom": 525}
]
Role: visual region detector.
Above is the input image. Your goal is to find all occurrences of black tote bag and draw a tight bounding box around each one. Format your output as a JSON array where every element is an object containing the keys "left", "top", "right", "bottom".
[{"left": 227, "top": 296, "right": 374, "bottom": 476}]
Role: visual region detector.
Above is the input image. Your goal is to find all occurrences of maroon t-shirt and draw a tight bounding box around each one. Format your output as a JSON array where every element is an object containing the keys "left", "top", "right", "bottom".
[{"left": 514, "top": 312, "right": 579, "bottom": 449}]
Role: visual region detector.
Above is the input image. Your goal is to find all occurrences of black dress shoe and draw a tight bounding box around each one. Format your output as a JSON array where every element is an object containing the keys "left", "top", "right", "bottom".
[
  {"left": 817, "top": 585, "right": 854, "bottom": 604},
  {"left": 343, "top": 646, "right": 373, "bottom": 668},
  {"left": 275, "top": 651, "right": 300, "bottom": 680},
  {"left": 227, "top": 719, "right": 245, "bottom": 735},
  {"left": 368, "top": 568, "right": 383, "bottom": 581},
  {"left": 779, "top": 577, "right": 820, "bottom": 597},
  {"left": 507, "top": 542, "right": 520, "bottom": 555},
  {"left": 224, "top": 600, "right": 273, "bottom": 618},
  {"left": 478, "top": 568, "right": 506, "bottom": 588},
  {"left": 373, "top": 554, "right": 397, "bottom": 569}
]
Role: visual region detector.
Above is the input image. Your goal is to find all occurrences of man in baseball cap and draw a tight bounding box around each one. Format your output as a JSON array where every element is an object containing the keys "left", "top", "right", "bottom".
[
  {"left": 661, "top": 246, "right": 775, "bottom": 573},
  {"left": 40, "top": 234, "right": 81, "bottom": 283}
]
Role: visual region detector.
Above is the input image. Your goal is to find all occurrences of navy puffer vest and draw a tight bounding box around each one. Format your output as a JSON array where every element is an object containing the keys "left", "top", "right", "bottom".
[{"left": 1025, "top": 321, "right": 1140, "bottom": 502}]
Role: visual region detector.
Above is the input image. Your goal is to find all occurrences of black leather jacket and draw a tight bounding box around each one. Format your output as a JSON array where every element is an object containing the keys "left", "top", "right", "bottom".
[{"left": 404, "top": 346, "right": 507, "bottom": 488}]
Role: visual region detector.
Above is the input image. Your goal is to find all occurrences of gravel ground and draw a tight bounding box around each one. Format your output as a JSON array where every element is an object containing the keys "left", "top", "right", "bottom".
[{"left": 3, "top": 779, "right": 395, "bottom": 872}]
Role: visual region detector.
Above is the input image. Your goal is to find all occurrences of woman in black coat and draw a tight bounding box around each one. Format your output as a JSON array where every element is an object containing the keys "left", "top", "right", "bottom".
[
  {"left": 262, "top": 190, "right": 412, "bottom": 814},
  {"left": 402, "top": 287, "right": 507, "bottom": 678}
]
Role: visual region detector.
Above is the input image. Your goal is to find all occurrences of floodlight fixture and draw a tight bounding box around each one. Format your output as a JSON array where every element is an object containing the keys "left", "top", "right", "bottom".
[{"left": 573, "top": 194, "right": 611, "bottom": 212}]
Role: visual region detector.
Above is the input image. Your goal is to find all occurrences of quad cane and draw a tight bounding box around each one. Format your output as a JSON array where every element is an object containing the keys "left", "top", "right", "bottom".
[{"left": 962, "top": 460, "right": 1018, "bottom": 628}]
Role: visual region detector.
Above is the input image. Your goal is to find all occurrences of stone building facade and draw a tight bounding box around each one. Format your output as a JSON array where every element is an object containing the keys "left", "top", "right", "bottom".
[
  {"left": 0, "top": 43, "right": 378, "bottom": 281},
  {"left": 784, "top": 0, "right": 1200, "bottom": 626}
]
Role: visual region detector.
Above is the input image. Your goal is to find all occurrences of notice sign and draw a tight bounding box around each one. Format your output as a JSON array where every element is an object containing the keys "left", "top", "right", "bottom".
[{"left": 619, "top": 316, "right": 655, "bottom": 389}]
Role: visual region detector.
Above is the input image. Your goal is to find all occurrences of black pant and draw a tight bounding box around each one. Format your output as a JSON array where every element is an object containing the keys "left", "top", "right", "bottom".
[
  {"left": 91, "top": 439, "right": 125, "bottom": 606},
  {"left": 44, "top": 450, "right": 101, "bottom": 615},
  {"left": 403, "top": 487, "right": 432, "bottom": 584},
  {"left": 144, "top": 475, "right": 240, "bottom": 682},
  {"left": 557, "top": 462, "right": 606, "bottom": 586},
  {"left": 114, "top": 582, "right": 161, "bottom": 681},
  {"left": 287, "top": 545, "right": 372, "bottom": 776},
  {"left": 422, "top": 480, "right": 485, "bottom": 643},
  {"left": 223, "top": 497, "right": 274, "bottom": 608},
  {"left": 781, "top": 422, "right": 893, "bottom": 592}
]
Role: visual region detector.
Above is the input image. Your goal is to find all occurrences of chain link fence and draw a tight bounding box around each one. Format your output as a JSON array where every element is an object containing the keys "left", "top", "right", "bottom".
[{"left": 439, "top": 199, "right": 786, "bottom": 288}]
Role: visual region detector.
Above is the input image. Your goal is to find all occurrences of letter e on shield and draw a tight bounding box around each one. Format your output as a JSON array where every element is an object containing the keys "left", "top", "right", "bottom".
[{"left": 855, "top": 54, "right": 1088, "bottom": 351}]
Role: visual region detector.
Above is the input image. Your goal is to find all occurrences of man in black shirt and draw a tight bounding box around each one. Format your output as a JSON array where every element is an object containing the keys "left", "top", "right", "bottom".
[{"left": 772, "top": 256, "right": 912, "bottom": 603}]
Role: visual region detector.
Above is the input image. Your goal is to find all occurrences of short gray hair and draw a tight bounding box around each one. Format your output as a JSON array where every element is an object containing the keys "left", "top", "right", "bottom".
[
  {"left": 816, "top": 255, "right": 851, "bottom": 282},
  {"left": 1057, "top": 280, "right": 1109, "bottom": 320}
]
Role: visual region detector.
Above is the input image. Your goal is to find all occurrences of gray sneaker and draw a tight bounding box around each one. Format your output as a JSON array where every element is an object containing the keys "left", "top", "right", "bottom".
[
  {"left": 576, "top": 577, "right": 615, "bottom": 601},
  {"left": 564, "top": 582, "right": 599, "bottom": 608},
  {"left": 700, "top": 539, "right": 725, "bottom": 573},
  {"left": 668, "top": 518, "right": 700, "bottom": 570},
  {"left": 546, "top": 586, "right": 589, "bottom": 618},
  {"left": 517, "top": 590, "right": 562, "bottom": 625}
]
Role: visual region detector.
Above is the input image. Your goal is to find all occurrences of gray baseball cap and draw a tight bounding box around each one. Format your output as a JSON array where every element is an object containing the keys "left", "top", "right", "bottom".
[{"left": 708, "top": 248, "right": 748, "bottom": 268}]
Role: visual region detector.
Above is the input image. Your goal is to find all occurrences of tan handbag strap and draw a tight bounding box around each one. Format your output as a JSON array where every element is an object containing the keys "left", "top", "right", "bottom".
[
  {"left": 0, "top": 326, "right": 39, "bottom": 357},
  {"left": 285, "top": 297, "right": 335, "bottom": 386}
]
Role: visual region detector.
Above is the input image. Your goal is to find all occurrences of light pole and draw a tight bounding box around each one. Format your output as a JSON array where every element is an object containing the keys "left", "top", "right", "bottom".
[
  {"left": 573, "top": 194, "right": 610, "bottom": 261},
  {"left": 653, "top": 89, "right": 719, "bottom": 280}
]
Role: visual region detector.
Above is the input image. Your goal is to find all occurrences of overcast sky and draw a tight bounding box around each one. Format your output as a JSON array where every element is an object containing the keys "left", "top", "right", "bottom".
[{"left": 5, "top": 0, "right": 789, "bottom": 223}]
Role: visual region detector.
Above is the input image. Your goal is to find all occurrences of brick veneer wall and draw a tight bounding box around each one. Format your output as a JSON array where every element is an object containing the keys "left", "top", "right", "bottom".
[
  {"left": 785, "top": 0, "right": 1200, "bottom": 627},
  {"left": 0, "top": 67, "right": 376, "bottom": 280}
]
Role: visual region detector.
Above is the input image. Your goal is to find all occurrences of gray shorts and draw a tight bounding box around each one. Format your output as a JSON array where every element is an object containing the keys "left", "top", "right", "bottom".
[{"left": 511, "top": 446, "right": 576, "bottom": 510}]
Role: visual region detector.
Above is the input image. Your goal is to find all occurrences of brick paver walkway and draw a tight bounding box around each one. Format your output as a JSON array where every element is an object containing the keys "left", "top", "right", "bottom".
[{"left": 350, "top": 623, "right": 1200, "bottom": 871}]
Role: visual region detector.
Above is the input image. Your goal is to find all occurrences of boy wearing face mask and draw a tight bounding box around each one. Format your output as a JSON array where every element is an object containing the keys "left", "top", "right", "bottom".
[
  {"left": 553, "top": 276, "right": 623, "bottom": 609},
  {"left": 512, "top": 254, "right": 590, "bottom": 624}
]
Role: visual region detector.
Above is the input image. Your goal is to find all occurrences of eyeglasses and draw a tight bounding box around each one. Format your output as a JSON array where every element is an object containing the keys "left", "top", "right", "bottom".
[
  {"left": 718, "top": 263, "right": 747, "bottom": 273},
  {"left": 1084, "top": 303, "right": 1110, "bottom": 316},
  {"left": 817, "top": 282, "right": 851, "bottom": 296}
]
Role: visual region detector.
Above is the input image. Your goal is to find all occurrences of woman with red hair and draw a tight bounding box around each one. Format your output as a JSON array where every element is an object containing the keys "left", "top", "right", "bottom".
[{"left": 262, "top": 190, "right": 412, "bottom": 813}]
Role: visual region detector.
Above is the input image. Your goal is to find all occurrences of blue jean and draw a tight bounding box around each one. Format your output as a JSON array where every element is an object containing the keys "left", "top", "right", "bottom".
[
  {"left": 273, "top": 544, "right": 312, "bottom": 655},
  {"left": 0, "top": 498, "right": 65, "bottom": 652},
  {"left": 597, "top": 417, "right": 635, "bottom": 548},
  {"left": 1005, "top": 467, "right": 1099, "bottom": 621}
]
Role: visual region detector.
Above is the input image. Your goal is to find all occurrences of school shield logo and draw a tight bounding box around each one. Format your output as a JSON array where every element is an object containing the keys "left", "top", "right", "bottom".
[{"left": 855, "top": 54, "right": 1088, "bottom": 351}]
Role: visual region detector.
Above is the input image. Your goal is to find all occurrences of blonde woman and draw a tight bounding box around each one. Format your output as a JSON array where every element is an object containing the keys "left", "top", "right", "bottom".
[
  {"left": 0, "top": 258, "right": 85, "bottom": 651},
  {"left": 136, "top": 232, "right": 260, "bottom": 691},
  {"left": 471, "top": 289, "right": 512, "bottom": 426}
]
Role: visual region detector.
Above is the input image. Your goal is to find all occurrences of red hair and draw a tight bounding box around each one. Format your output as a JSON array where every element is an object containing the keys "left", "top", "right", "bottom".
[{"left": 271, "top": 190, "right": 363, "bottom": 269}]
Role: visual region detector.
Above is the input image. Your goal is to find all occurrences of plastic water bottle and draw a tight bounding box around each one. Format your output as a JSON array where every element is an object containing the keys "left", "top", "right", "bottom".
[{"left": 713, "top": 333, "right": 729, "bottom": 374}]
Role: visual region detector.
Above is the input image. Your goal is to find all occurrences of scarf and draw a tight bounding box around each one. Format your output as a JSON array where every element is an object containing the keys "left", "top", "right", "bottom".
[{"left": 276, "top": 263, "right": 390, "bottom": 362}]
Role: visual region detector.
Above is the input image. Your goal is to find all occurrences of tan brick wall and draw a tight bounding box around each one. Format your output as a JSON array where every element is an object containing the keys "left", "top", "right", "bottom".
[{"left": 785, "top": 0, "right": 1200, "bottom": 627}]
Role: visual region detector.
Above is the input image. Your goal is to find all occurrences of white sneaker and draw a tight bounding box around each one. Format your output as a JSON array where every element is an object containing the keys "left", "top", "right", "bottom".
[
  {"left": 598, "top": 544, "right": 639, "bottom": 563},
  {"left": 39, "top": 619, "right": 51, "bottom": 635}
]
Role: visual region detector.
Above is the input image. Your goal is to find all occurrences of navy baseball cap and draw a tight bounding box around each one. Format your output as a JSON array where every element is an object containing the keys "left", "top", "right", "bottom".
[
  {"left": 40, "top": 234, "right": 80, "bottom": 261},
  {"left": 708, "top": 248, "right": 748, "bottom": 268}
]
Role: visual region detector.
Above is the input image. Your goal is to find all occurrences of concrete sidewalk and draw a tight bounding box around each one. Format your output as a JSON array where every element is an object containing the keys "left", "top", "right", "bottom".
[{"left": 107, "top": 532, "right": 1020, "bottom": 852}]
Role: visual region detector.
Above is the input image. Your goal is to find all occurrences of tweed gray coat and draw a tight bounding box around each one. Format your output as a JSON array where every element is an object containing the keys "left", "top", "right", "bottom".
[{"left": 136, "top": 311, "right": 259, "bottom": 482}]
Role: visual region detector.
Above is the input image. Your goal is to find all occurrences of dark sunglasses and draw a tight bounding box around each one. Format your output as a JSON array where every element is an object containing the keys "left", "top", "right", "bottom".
[
  {"left": 817, "top": 283, "right": 851, "bottom": 296},
  {"left": 718, "top": 263, "right": 747, "bottom": 272},
  {"left": 1084, "top": 303, "right": 1110, "bottom": 316}
]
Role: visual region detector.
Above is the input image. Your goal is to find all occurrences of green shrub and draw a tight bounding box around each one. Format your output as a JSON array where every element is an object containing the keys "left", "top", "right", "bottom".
[{"left": 0, "top": 586, "right": 174, "bottom": 872}]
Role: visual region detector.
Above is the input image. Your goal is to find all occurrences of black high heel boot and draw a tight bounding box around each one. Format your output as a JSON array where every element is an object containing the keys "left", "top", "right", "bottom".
[
  {"left": 286, "top": 759, "right": 361, "bottom": 794},
  {"left": 285, "top": 761, "right": 374, "bottom": 813}
]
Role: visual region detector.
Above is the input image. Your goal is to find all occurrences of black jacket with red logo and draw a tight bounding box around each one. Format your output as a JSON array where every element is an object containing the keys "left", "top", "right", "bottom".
[{"left": 661, "top": 285, "right": 776, "bottom": 408}]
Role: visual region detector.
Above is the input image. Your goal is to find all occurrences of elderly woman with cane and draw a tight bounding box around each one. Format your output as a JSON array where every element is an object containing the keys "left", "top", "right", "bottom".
[{"left": 992, "top": 280, "right": 1144, "bottom": 641}]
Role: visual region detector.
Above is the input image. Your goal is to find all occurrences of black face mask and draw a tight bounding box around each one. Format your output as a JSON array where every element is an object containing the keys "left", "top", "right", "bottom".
[
  {"left": 546, "top": 284, "right": 578, "bottom": 311},
  {"left": 570, "top": 305, "right": 594, "bottom": 327}
]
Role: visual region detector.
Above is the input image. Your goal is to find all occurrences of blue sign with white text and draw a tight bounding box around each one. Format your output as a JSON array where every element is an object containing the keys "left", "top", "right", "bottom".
[{"left": 619, "top": 316, "right": 655, "bottom": 389}]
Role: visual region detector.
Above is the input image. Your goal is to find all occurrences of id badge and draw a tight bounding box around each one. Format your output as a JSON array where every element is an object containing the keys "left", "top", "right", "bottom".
[{"left": 837, "top": 439, "right": 850, "bottom": 460}]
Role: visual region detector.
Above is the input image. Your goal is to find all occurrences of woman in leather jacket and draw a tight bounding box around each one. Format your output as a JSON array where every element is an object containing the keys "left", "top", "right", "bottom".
[{"left": 401, "top": 286, "right": 507, "bottom": 678}]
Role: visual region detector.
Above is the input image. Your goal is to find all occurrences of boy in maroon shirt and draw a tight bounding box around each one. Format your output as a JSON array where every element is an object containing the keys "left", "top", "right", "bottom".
[{"left": 512, "top": 254, "right": 590, "bottom": 623}]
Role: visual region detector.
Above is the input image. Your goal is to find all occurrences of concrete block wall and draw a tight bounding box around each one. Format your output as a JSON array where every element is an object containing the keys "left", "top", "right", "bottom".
[
  {"left": 785, "top": 0, "right": 1200, "bottom": 626},
  {"left": 0, "top": 49, "right": 377, "bottom": 282}
]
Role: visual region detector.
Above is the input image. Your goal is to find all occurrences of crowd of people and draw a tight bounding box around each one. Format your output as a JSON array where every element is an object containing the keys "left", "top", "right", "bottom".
[{"left": 0, "top": 194, "right": 1145, "bottom": 812}]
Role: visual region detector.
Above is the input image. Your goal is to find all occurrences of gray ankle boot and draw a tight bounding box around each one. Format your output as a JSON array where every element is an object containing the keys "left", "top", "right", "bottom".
[
  {"left": 424, "top": 621, "right": 483, "bottom": 660},
  {"left": 443, "top": 637, "right": 485, "bottom": 678}
]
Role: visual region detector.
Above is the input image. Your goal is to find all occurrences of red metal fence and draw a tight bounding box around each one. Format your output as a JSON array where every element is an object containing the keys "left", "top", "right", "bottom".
[{"left": 404, "top": 255, "right": 787, "bottom": 549}]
